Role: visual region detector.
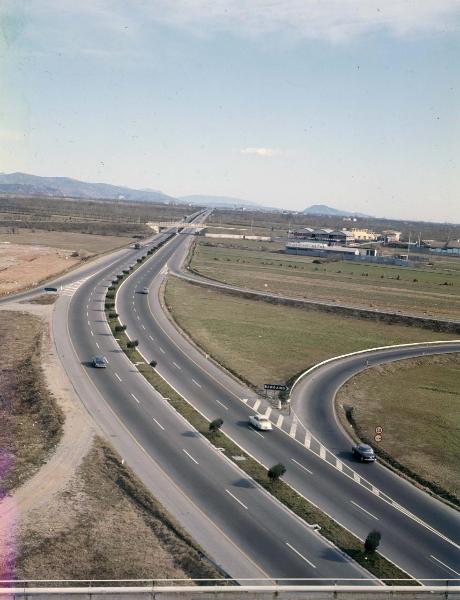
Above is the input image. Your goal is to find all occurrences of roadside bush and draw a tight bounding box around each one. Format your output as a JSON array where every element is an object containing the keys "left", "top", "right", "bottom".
[
  {"left": 127, "top": 339, "right": 139, "bottom": 348},
  {"left": 115, "top": 324, "right": 127, "bottom": 332},
  {"left": 209, "top": 418, "right": 224, "bottom": 434},
  {"left": 108, "top": 311, "right": 119, "bottom": 319},
  {"left": 106, "top": 292, "right": 115, "bottom": 299},
  {"left": 137, "top": 258, "right": 143, "bottom": 263}
]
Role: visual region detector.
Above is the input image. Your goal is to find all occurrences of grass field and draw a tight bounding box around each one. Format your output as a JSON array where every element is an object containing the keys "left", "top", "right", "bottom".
[
  {"left": 190, "top": 239, "right": 460, "bottom": 320},
  {"left": 18, "top": 439, "right": 222, "bottom": 581},
  {"left": 336, "top": 354, "right": 460, "bottom": 502},
  {"left": 0, "top": 311, "right": 64, "bottom": 495},
  {"left": 0, "top": 229, "right": 130, "bottom": 253},
  {"left": 164, "top": 277, "right": 456, "bottom": 389}
]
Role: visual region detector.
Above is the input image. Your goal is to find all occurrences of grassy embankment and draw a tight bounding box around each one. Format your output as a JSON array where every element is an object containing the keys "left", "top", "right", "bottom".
[
  {"left": 337, "top": 354, "right": 460, "bottom": 505},
  {"left": 0, "top": 312, "right": 64, "bottom": 496},
  {"left": 189, "top": 238, "right": 460, "bottom": 320},
  {"left": 165, "top": 277, "right": 457, "bottom": 390},
  {"left": 104, "top": 255, "right": 415, "bottom": 584},
  {"left": 18, "top": 438, "right": 224, "bottom": 582}
]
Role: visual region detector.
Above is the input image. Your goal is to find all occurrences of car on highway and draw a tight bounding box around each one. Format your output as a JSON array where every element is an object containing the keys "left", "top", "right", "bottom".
[
  {"left": 249, "top": 414, "right": 273, "bottom": 431},
  {"left": 92, "top": 355, "right": 108, "bottom": 368},
  {"left": 352, "top": 443, "right": 376, "bottom": 462},
  {"left": 139, "top": 287, "right": 149, "bottom": 294}
]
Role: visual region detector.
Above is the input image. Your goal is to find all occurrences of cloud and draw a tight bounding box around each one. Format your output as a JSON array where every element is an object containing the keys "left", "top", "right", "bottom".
[
  {"left": 144, "top": 0, "right": 460, "bottom": 42},
  {"left": 240, "top": 147, "right": 279, "bottom": 157}
]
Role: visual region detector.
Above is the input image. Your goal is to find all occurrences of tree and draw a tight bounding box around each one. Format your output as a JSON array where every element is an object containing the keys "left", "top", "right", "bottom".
[
  {"left": 267, "top": 463, "right": 286, "bottom": 484},
  {"left": 127, "top": 339, "right": 139, "bottom": 348},
  {"left": 209, "top": 418, "right": 223, "bottom": 435},
  {"left": 364, "top": 530, "right": 381, "bottom": 553},
  {"left": 149, "top": 360, "right": 157, "bottom": 368}
]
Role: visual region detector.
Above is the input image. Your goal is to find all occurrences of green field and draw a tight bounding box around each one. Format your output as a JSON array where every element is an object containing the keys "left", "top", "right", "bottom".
[
  {"left": 165, "top": 277, "right": 456, "bottom": 389},
  {"left": 190, "top": 238, "right": 460, "bottom": 320},
  {"left": 336, "top": 354, "right": 460, "bottom": 502}
]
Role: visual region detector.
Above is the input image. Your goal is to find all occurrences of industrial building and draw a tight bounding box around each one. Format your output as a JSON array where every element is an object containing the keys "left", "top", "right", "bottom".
[{"left": 291, "top": 227, "right": 378, "bottom": 244}]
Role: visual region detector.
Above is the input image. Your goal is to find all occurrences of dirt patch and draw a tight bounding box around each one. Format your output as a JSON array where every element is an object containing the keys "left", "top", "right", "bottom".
[
  {"left": 23, "top": 294, "right": 58, "bottom": 305},
  {"left": 0, "top": 311, "right": 64, "bottom": 496},
  {"left": 17, "top": 439, "right": 223, "bottom": 581},
  {"left": 0, "top": 243, "right": 79, "bottom": 296}
]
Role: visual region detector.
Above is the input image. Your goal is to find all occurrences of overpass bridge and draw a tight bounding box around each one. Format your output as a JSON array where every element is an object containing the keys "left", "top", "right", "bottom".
[{"left": 147, "top": 221, "right": 205, "bottom": 233}]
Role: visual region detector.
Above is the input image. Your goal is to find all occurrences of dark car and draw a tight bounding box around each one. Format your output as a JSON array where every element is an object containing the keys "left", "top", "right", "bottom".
[
  {"left": 92, "top": 355, "right": 108, "bottom": 368},
  {"left": 352, "top": 443, "right": 376, "bottom": 462}
]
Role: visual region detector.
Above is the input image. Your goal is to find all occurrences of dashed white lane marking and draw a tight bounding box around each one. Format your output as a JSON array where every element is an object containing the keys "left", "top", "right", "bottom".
[
  {"left": 152, "top": 417, "right": 164, "bottom": 431},
  {"left": 430, "top": 555, "right": 460, "bottom": 576},
  {"left": 95, "top": 342, "right": 100, "bottom": 349},
  {"left": 372, "top": 486, "right": 380, "bottom": 496},
  {"left": 285, "top": 543, "right": 316, "bottom": 568},
  {"left": 172, "top": 361, "right": 181, "bottom": 370},
  {"left": 291, "top": 458, "right": 312, "bottom": 475},
  {"left": 289, "top": 419, "right": 297, "bottom": 438},
  {"left": 131, "top": 393, "right": 140, "bottom": 404},
  {"left": 159, "top": 347, "right": 165, "bottom": 354},
  {"left": 304, "top": 432, "right": 311, "bottom": 448},
  {"left": 90, "top": 331, "right": 94, "bottom": 336},
  {"left": 353, "top": 472, "right": 361, "bottom": 483},
  {"left": 276, "top": 415, "right": 284, "bottom": 428},
  {"left": 86, "top": 311, "right": 89, "bottom": 318},
  {"left": 319, "top": 446, "right": 326, "bottom": 459},
  {"left": 253, "top": 399, "right": 261, "bottom": 412},
  {"left": 182, "top": 449, "right": 199, "bottom": 465},
  {"left": 249, "top": 426, "right": 264, "bottom": 438},
  {"left": 192, "top": 378, "right": 202, "bottom": 388},
  {"left": 137, "top": 315, "right": 140, "bottom": 320},
  {"left": 336, "top": 460, "right": 343, "bottom": 472},
  {"left": 149, "top": 335, "right": 154, "bottom": 341},
  {"left": 350, "top": 500, "right": 379, "bottom": 521},
  {"left": 264, "top": 407, "right": 272, "bottom": 418},
  {"left": 225, "top": 489, "right": 248, "bottom": 510},
  {"left": 141, "top": 324, "right": 146, "bottom": 329},
  {"left": 114, "top": 372, "right": 122, "bottom": 382},
  {"left": 87, "top": 320, "right": 91, "bottom": 326},
  {"left": 215, "top": 399, "right": 228, "bottom": 410}
]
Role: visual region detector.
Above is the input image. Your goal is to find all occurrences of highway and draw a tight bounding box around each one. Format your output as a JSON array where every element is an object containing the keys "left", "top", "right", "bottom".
[
  {"left": 113, "top": 222, "right": 460, "bottom": 581},
  {"left": 56, "top": 224, "right": 373, "bottom": 582}
]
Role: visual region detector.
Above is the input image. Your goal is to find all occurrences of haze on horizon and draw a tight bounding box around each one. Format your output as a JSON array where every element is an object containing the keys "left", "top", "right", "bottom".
[{"left": 1, "top": 1, "right": 459, "bottom": 222}]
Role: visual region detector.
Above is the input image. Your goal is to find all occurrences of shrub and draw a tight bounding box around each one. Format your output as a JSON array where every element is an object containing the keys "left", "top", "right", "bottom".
[
  {"left": 127, "top": 339, "right": 139, "bottom": 348},
  {"left": 115, "top": 324, "right": 127, "bottom": 332},
  {"left": 149, "top": 360, "right": 157, "bottom": 368},
  {"left": 106, "top": 292, "right": 115, "bottom": 299},
  {"left": 365, "top": 530, "right": 381, "bottom": 553},
  {"left": 137, "top": 258, "right": 143, "bottom": 263},
  {"left": 267, "top": 463, "right": 286, "bottom": 483},
  {"left": 108, "top": 311, "right": 119, "bottom": 319},
  {"left": 209, "top": 418, "right": 224, "bottom": 434}
]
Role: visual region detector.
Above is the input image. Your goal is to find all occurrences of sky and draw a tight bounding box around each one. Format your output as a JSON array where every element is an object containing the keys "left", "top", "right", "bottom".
[{"left": 1, "top": 0, "right": 459, "bottom": 222}]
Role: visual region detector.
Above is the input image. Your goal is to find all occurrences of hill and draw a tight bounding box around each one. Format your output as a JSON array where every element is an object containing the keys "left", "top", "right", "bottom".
[
  {"left": 0, "top": 172, "right": 175, "bottom": 204},
  {"left": 303, "top": 204, "right": 372, "bottom": 218}
]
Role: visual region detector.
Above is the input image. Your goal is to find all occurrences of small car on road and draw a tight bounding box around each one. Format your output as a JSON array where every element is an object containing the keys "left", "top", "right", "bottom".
[
  {"left": 140, "top": 287, "right": 149, "bottom": 294},
  {"left": 92, "top": 355, "right": 108, "bottom": 368},
  {"left": 249, "top": 414, "right": 273, "bottom": 431},
  {"left": 352, "top": 443, "right": 376, "bottom": 462}
]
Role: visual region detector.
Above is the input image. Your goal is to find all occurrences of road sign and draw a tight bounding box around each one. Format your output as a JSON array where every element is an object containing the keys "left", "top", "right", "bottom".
[{"left": 264, "top": 384, "right": 288, "bottom": 391}]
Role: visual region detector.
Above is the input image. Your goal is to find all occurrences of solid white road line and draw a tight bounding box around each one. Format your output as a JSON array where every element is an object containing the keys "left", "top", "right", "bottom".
[
  {"left": 182, "top": 449, "right": 199, "bottom": 465},
  {"left": 114, "top": 372, "right": 122, "bottom": 382},
  {"left": 285, "top": 543, "right": 316, "bottom": 568},
  {"left": 192, "top": 378, "right": 202, "bottom": 388},
  {"left": 350, "top": 500, "right": 379, "bottom": 521},
  {"left": 215, "top": 399, "right": 228, "bottom": 410},
  {"left": 131, "top": 393, "right": 140, "bottom": 404},
  {"left": 430, "top": 555, "right": 460, "bottom": 576},
  {"left": 225, "top": 489, "right": 248, "bottom": 510},
  {"left": 291, "top": 458, "right": 312, "bottom": 475},
  {"left": 173, "top": 361, "right": 181, "bottom": 370},
  {"left": 152, "top": 417, "right": 164, "bottom": 431}
]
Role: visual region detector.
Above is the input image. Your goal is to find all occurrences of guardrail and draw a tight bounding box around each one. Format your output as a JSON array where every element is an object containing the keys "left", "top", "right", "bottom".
[{"left": 1, "top": 580, "right": 460, "bottom": 599}]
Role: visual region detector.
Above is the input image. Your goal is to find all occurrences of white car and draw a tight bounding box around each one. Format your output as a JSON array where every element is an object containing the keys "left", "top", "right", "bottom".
[
  {"left": 249, "top": 414, "right": 273, "bottom": 431},
  {"left": 140, "top": 287, "right": 149, "bottom": 294}
]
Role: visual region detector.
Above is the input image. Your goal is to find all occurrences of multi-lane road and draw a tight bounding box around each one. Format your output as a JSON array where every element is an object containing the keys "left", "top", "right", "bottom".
[{"left": 2, "top": 213, "right": 459, "bottom": 583}]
